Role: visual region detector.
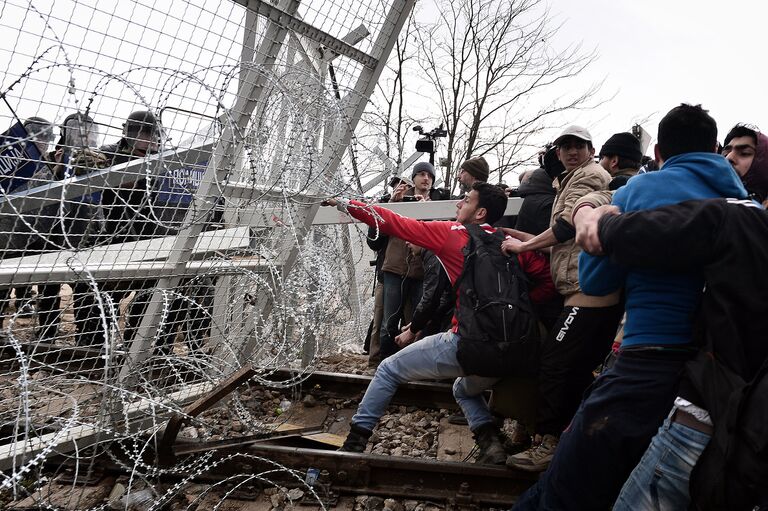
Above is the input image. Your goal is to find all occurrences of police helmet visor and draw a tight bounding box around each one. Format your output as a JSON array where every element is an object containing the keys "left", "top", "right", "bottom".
[
  {"left": 64, "top": 118, "right": 101, "bottom": 148},
  {"left": 25, "top": 121, "right": 56, "bottom": 144},
  {"left": 24, "top": 121, "right": 56, "bottom": 154}
]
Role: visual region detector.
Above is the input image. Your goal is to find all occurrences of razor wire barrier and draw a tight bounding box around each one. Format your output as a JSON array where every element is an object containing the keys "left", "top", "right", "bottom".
[{"left": 0, "top": 0, "right": 423, "bottom": 506}]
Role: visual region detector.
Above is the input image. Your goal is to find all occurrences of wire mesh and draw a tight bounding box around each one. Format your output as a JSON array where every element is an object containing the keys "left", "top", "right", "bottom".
[{"left": 0, "top": 0, "right": 410, "bottom": 506}]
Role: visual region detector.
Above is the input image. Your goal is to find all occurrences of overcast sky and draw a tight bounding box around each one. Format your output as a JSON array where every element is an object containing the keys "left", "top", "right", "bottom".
[
  {"left": 548, "top": 0, "right": 768, "bottom": 155},
  {"left": 4, "top": 0, "right": 766, "bottom": 186}
]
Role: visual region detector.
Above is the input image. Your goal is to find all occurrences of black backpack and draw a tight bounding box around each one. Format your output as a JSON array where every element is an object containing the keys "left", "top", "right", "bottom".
[
  {"left": 687, "top": 345, "right": 768, "bottom": 510},
  {"left": 454, "top": 224, "right": 539, "bottom": 377}
]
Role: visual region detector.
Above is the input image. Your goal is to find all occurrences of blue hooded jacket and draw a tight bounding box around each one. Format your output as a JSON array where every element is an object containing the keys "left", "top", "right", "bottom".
[{"left": 579, "top": 152, "right": 748, "bottom": 347}]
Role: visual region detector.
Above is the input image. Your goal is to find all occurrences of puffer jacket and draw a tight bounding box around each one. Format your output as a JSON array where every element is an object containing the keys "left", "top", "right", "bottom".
[{"left": 549, "top": 159, "right": 611, "bottom": 298}]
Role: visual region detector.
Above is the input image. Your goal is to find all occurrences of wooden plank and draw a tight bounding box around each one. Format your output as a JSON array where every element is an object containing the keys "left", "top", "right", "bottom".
[
  {"left": 0, "top": 226, "right": 254, "bottom": 273},
  {"left": 436, "top": 417, "right": 475, "bottom": 462},
  {"left": 0, "top": 257, "right": 269, "bottom": 284},
  {"left": 7, "top": 477, "right": 115, "bottom": 510},
  {"left": 303, "top": 432, "right": 344, "bottom": 448},
  {"left": 278, "top": 402, "right": 330, "bottom": 429},
  {"left": 325, "top": 407, "right": 357, "bottom": 439},
  {"left": 310, "top": 197, "right": 523, "bottom": 226}
]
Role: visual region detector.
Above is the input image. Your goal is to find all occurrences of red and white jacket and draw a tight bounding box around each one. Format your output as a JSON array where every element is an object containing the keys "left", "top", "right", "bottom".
[{"left": 343, "top": 200, "right": 557, "bottom": 329}]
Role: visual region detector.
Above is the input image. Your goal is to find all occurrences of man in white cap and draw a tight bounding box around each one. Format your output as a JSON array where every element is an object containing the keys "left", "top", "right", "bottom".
[{"left": 502, "top": 125, "right": 622, "bottom": 471}]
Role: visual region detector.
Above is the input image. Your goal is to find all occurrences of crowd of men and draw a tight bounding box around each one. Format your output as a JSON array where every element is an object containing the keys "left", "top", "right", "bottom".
[
  {"left": 4, "top": 102, "right": 766, "bottom": 509},
  {"left": 329, "top": 103, "right": 768, "bottom": 510},
  {"left": 0, "top": 110, "right": 212, "bottom": 358}
]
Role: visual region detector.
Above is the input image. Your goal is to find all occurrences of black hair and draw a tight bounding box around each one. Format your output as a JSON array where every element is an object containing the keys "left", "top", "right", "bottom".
[
  {"left": 657, "top": 104, "right": 717, "bottom": 160},
  {"left": 472, "top": 181, "right": 507, "bottom": 224},
  {"left": 723, "top": 124, "right": 759, "bottom": 148},
  {"left": 599, "top": 153, "right": 640, "bottom": 171},
  {"left": 616, "top": 157, "right": 640, "bottom": 170},
  {"left": 640, "top": 156, "right": 659, "bottom": 172}
]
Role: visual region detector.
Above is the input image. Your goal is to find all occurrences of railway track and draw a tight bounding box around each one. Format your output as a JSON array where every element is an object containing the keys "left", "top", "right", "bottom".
[
  {"left": 3, "top": 363, "right": 533, "bottom": 509},
  {"left": 81, "top": 442, "right": 534, "bottom": 508}
]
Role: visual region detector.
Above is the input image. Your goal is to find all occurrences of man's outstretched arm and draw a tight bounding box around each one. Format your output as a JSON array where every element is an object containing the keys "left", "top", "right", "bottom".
[{"left": 324, "top": 198, "right": 456, "bottom": 264}]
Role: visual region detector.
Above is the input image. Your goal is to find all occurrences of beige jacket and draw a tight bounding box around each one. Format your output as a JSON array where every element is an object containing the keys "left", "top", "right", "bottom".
[{"left": 549, "top": 159, "right": 613, "bottom": 301}]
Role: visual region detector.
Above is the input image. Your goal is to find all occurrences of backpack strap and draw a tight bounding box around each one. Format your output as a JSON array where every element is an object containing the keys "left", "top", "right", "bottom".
[
  {"left": 451, "top": 223, "right": 480, "bottom": 295},
  {"left": 451, "top": 223, "right": 533, "bottom": 312}
]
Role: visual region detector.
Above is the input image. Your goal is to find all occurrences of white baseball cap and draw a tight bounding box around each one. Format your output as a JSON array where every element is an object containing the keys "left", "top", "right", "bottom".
[{"left": 553, "top": 125, "right": 593, "bottom": 146}]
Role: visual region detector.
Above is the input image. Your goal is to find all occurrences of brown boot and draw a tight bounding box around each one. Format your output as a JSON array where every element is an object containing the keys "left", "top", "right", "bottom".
[{"left": 506, "top": 434, "right": 559, "bottom": 472}]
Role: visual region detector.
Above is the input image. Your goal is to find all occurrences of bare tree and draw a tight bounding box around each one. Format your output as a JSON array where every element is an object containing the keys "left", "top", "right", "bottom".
[
  {"left": 416, "top": 0, "right": 601, "bottom": 192},
  {"left": 364, "top": 10, "right": 421, "bottom": 173}
]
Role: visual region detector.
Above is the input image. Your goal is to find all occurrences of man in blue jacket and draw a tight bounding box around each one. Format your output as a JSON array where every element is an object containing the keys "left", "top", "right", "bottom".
[{"left": 512, "top": 104, "right": 749, "bottom": 510}]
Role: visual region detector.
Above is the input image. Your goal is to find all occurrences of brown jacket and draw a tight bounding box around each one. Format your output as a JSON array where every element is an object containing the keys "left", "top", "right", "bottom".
[
  {"left": 381, "top": 189, "right": 424, "bottom": 279},
  {"left": 550, "top": 159, "right": 612, "bottom": 299}
]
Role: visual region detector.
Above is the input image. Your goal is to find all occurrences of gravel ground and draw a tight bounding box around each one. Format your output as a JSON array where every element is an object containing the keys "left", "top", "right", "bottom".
[
  {"left": 314, "top": 352, "right": 374, "bottom": 375},
  {"left": 369, "top": 406, "right": 449, "bottom": 459}
]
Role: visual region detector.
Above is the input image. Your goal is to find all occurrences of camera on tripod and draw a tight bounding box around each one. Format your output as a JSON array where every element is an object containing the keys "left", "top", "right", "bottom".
[{"left": 413, "top": 123, "right": 447, "bottom": 155}]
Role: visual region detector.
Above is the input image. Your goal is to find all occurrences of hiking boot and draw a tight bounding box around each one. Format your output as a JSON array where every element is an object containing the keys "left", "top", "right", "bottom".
[
  {"left": 339, "top": 424, "right": 372, "bottom": 453},
  {"left": 506, "top": 434, "right": 558, "bottom": 472},
  {"left": 502, "top": 421, "right": 531, "bottom": 455},
  {"left": 472, "top": 423, "right": 507, "bottom": 465}
]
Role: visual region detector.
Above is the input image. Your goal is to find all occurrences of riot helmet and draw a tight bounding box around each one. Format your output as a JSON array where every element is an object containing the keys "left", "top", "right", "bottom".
[
  {"left": 23, "top": 116, "right": 56, "bottom": 155},
  {"left": 123, "top": 110, "right": 160, "bottom": 153},
  {"left": 58, "top": 112, "right": 101, "bottom": 154}
]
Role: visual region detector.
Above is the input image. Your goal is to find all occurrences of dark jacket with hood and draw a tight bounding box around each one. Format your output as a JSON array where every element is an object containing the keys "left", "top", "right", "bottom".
[
  {"left": 409, "top": 249, "right": 453, "bottom": 337},
  {"left": 99, "top": 139, "right": 154, "bottom": 243},
  {"left": 515, "top": 167, "right": 556, "bottom": 236},
  {"left": 597, "top": 198, "right": 768, "bottom": 510},
  {"left": 740, "top": 132, "right": 768, "bottom": 203}
]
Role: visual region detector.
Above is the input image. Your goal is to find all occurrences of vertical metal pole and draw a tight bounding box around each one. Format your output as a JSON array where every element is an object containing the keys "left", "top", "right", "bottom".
[
  {"left": 237, "top": 0, "right": 417, "bottom": 362},
  {"left": 118, "top": 0, "right": 300, "bottom": 385}
]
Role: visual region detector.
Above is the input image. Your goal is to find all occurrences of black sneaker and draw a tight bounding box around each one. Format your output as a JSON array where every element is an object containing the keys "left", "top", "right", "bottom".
[{"left": 339, "top": 424, "right": 372, "bottom": 453}]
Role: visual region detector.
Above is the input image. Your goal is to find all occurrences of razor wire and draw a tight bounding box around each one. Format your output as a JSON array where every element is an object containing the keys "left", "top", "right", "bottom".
[{"left": 0, "top": 0, "right": 411, "bottom": 507}]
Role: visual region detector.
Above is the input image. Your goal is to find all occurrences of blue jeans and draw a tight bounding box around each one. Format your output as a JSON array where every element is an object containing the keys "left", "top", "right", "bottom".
[
  {"left": 380, "top": 271, "right": 423, "bottom": 360},
  {"left": 351, "top": 331, "right": 499, "bottom": 432},
  {"left": 513, "top": 349, "right": 692, "bottom": 511},
  {"left": 613, "top": 415, "right": 711, "bottom": 511}
]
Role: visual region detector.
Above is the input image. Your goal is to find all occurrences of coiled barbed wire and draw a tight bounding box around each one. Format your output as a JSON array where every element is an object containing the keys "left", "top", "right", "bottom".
[{"left": 0, "top": 0, "right": 406, "bottom": 507}]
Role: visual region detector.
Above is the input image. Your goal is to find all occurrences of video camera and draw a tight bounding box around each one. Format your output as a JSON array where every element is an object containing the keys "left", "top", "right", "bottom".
[{"left": 413, "top": 123, "right": 447, "bottom": 155}]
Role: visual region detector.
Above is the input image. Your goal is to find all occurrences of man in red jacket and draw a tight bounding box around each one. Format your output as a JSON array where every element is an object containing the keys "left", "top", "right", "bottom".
[{"left": 325, "top": 182, "right": 556, "bottom": 464}]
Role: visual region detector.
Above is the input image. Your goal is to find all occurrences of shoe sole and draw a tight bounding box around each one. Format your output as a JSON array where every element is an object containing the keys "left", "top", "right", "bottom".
[{"left": 505, "top": 460, "right": 551, "bottom": 472}]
